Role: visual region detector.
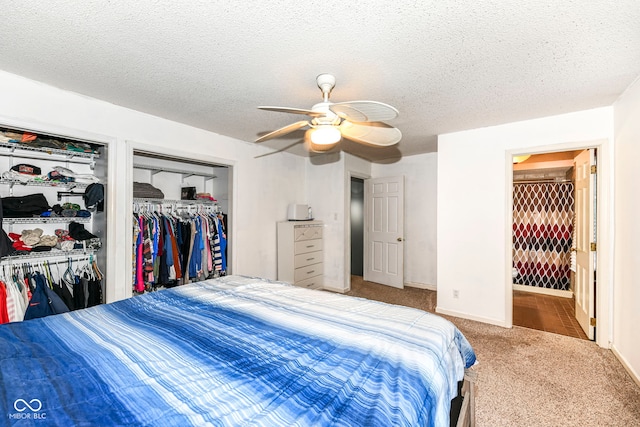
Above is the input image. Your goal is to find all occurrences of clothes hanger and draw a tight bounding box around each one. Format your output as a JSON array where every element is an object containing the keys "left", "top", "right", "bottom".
[
  {"left": 83, "top": 257, "right": 95, "bottom": 281},
  {"left": 62, "top": 257, "right": 76, "bottom": 287},
  {"left": 90, "top": 254, "right": 103, "bottom": 281}
]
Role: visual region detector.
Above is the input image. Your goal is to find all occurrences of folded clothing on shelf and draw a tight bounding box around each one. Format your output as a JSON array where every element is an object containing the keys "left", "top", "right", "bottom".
[
  {"left": 196, "top": 192, "right": 217, "bottom": 202},
  {"left": 36, "top": 235, "right": 58, "bottom": 247},
  {"left": 40, "top": 204, "right": 92, "bottom": 218},
  {"left": 2, "top": 193, "right": 51, "bottom": 218},
  {"left": 55, "top": 229, "right": 74, "bottom": 241},
  {"left": 11, "top": 164, "right": 41, "bottom": 175},
  {"left": 0, "top": 131, "right": 36, "bottom": 143},
  {"left": 8, "top": 229, "right": 58, "bottom": 251},
  {"left": 2, "top": 170, "right": 41, "bottom": 183},
  {"left": 1, "top": 130, "right": 100, "bottom": 154},
  {"left": 133, "top": 182, "right": 164, "bottom": 199},
  {"left": 52, "top": 166, "right": 100, "bottom": 184},
  {"left": 68, "top": 221, "right": 97, "bottom": 241},
  {"left": 5, "top": 224, "right": 101, "bottom": 254},
  {"left": 47, "top": 169, "right": 75, "bottom": 183},
  {"left": 21, "top": 228, "right": 43, "bottom": 246}
]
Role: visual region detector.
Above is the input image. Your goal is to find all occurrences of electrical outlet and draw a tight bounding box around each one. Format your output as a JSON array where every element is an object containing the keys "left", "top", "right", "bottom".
[{"left": 453, "top": 290, "right": 459, "bottom": 299}]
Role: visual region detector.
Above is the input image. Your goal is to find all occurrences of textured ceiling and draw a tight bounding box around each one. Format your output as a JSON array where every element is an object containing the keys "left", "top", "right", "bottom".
[{"left": 0, "top": 1, "right": 639, "bottom": 161}]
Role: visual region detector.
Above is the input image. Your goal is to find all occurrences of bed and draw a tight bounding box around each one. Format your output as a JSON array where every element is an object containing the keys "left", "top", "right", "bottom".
[{"left": 1, "top": 275, "right": 477, "bottom": 426}]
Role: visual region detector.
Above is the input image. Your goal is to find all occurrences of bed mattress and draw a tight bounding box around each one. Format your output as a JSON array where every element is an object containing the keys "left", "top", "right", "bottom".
[{"left": 0, "top": 275, "right": 476, "bottom": 426}]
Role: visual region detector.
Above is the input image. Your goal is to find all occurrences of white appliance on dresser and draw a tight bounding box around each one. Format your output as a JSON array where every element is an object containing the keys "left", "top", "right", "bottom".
[{"left": 277, "top": 220, "right": 323, "bottom": 289}]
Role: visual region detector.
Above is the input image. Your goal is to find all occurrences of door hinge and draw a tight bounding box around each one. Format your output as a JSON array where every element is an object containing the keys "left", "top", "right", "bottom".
[
  {"left": 590, "top": 242, "right": 597, "bottom": 251},
  {"left": 590, "top": 165, "right": 597, "bottom": 174},
  {"left": 590, "top": 317, "right": 597, "bottom": 327}
]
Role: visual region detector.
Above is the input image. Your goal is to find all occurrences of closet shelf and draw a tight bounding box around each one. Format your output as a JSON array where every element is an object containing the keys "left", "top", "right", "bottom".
[
  {"left": 133, "top": 163, "right": 217, "bottom": 180},
  {"left": 0, "top": 248, "right": 95, "bottom": 263},
  {"left": 133, "top": 198, "right": 217, "bottom": 205},
  {"left": 0, "top": 178, "right": 88, "bottom": 190},
  {"left": 3, "top": 217, "right": 91, "bottom": 225},
  {"left": 0, "top": 141, "right": 99, "bottom": 160}
]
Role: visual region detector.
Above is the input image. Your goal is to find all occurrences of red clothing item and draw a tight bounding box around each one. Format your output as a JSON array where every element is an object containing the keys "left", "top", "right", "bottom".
[
  {"left": 0, "top": 282, "right": 10, "bottom": 324},
  {"left": 167, "top": 219, "right": 182, "bottom": 279},
  {"left": 7, "top": 233, "right": 32, "bottom": 251}
]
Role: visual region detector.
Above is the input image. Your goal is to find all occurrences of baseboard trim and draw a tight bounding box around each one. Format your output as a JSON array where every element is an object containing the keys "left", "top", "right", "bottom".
[
  {"left": 611, "top": 345, "right": 640, "bottom": 388},
  {"left": 435, "top": 307, "right": 508, "bottom": 328},
  {"left": 405, "top": 281, "right": 437, "bottom": 291},
  {"left": 513, "top": 284, "right": 573, "bottom": 298},
  {"left": 323, "top": 285, "right": 347, "bottom": 294}
]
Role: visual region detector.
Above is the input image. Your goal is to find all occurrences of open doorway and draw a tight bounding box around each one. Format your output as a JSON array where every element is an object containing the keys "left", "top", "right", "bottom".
[
  {"left": 511, "top": 149, "right": 594, "bottom": 340},
  {"left": 350, "top": 177, "right": 365, "bottom": 277}
]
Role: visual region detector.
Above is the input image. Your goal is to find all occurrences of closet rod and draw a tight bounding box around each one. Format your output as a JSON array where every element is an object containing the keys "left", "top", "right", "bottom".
[
  {"left": 0, "top": 249, "right": 94, "bottom": 264},
  {"left": 513, "top": 179, "right": 572, "bottom": 184},
  {"left": 133, "top": 204, "right": 221, "bottom": 215},
  {"left": 13, "top": 255, "right": 95, "bottom": 267},
  {"left": 133, "top": 198, "right": 217, "bottom": 205}
]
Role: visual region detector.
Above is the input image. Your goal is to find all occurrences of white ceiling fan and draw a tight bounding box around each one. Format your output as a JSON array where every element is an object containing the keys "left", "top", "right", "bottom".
[{"left": 255, "top": 74, "right": 402, "bottom": 152}]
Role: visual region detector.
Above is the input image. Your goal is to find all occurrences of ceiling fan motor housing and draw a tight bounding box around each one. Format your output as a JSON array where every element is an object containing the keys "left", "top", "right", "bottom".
[
  {"left": 316, "top": 73, "right": 336, "bottom": 101},
  {"left": 310, "top": 102, "right": 340, "bottom": 126}
]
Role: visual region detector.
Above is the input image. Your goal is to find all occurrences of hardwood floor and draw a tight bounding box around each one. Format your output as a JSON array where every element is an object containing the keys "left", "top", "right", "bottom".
[
  {"left": 349, "top": 276, "right": 588, "bottom": 340},
  {"left": 512, "top": 290, "right": 589, "bottom": 340}
]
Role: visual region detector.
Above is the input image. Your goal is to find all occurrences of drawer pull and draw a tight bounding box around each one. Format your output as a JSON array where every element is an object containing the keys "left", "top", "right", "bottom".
[
  {"left": 307, "top": 270, "right": 315, "bottom": 274},
  {"left": 306, "top": 258, "right": 314, "bottom": 261},
  {"left": 306, "top": 245, "right": 314, "bottom": 248}
]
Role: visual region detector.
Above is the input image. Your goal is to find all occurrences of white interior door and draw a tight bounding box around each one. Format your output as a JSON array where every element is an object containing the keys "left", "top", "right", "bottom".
[
  {"left": 364, "top": 176, "right": 404, "bottom": 288},
  {"left": 574, "top": 149, "right": 595, "bottom": 339}
]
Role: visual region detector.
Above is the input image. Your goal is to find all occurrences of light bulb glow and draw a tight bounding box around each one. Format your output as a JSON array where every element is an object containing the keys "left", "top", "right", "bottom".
[
  {"left": 310, "top": 125, "right": 341, "bottom": 145},
  {"left": 512, "top": 155, "right": 531, "bottom": 164}
]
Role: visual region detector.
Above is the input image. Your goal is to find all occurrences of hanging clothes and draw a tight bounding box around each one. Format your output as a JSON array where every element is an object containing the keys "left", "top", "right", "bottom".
[
  {"left": 132, "top": 204, "right": 227, "bottom": 293},
  {"left": 0, "top": 256, "right": 103, "bottom": 323}
]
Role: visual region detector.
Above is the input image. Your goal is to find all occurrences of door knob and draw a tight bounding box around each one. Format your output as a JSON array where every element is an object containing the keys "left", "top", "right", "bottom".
[{"left": 397, "top": 237, "right": 403, "bottom": 242}]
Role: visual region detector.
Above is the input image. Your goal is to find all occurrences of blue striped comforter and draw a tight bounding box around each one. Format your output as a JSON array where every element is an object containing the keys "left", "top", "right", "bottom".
[{"left": 0, "top": 275, "right": 476, "bottom": 427}]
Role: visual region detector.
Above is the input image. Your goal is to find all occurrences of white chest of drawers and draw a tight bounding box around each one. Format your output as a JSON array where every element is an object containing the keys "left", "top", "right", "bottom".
[{"left": 277, "top": 221, "right": 323, "bottom": 289}]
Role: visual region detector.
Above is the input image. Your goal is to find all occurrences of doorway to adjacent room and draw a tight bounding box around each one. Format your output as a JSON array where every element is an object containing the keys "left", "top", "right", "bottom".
[{"left": 511, "top": 149, "right": 596, "bottom": 340}]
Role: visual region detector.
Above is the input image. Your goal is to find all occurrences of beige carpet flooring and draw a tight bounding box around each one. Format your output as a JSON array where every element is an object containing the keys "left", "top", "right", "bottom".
[{"left": 345, "top": 276, "right": 640, "bottom": 426}]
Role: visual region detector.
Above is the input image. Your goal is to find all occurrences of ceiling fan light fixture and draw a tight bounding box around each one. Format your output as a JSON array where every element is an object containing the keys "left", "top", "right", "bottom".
[
  {"left": 513, "top": 154, "right": 531, "bottom": 164},
  {"left": 310, "top": 125, "right": 341, "bottom": 145},
  {"left": 255, "top": 74, "right": 401, "bottom": 151}
]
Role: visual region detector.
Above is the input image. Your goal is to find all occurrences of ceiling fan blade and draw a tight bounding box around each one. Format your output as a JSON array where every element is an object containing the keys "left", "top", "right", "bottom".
[
  {"left": 339, "top": 120, "right": 402, "bottom": 146},
  {"left": 255, "top": 120, "right": 309, "bottom": 143},
  {"left": 258, "top": 106, "right": 326, "bottom": 118},
  {"left": 330, "top": 101, "right": 399, "bottom": 123}
]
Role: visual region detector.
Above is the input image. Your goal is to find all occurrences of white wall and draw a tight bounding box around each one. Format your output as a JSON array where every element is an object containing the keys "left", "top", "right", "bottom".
[
  {"left": 0, "top": 70, "right": 307, "bottom": 302},
  {"left": 305, "top": 153, "right": 346, "bottom": 291},
  {"left": 372, "top": 153, "right": 438, "bottom": 289},
  {"left": 612, "top": 76, "right": 640, "bottom": 383},
  {"left": 304, "top": 152, "right": 375, "bottom": 293},
  {"left": 437, "top": 108, "right": 613, "bottom": 344},
  {"left": 310, "top": 151, "right": 438, "bottom": 293}
]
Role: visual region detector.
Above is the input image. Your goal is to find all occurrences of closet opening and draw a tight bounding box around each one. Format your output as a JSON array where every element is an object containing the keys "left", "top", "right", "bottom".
[
  {"left": 350, "top": 177, "right": 365, "bottom": 278},
  {"left": 1, "top": 124, "right": 109, "bottom": 320},
  {"left": 132, "top": 150, "right": 231, "bottom": 294}
]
